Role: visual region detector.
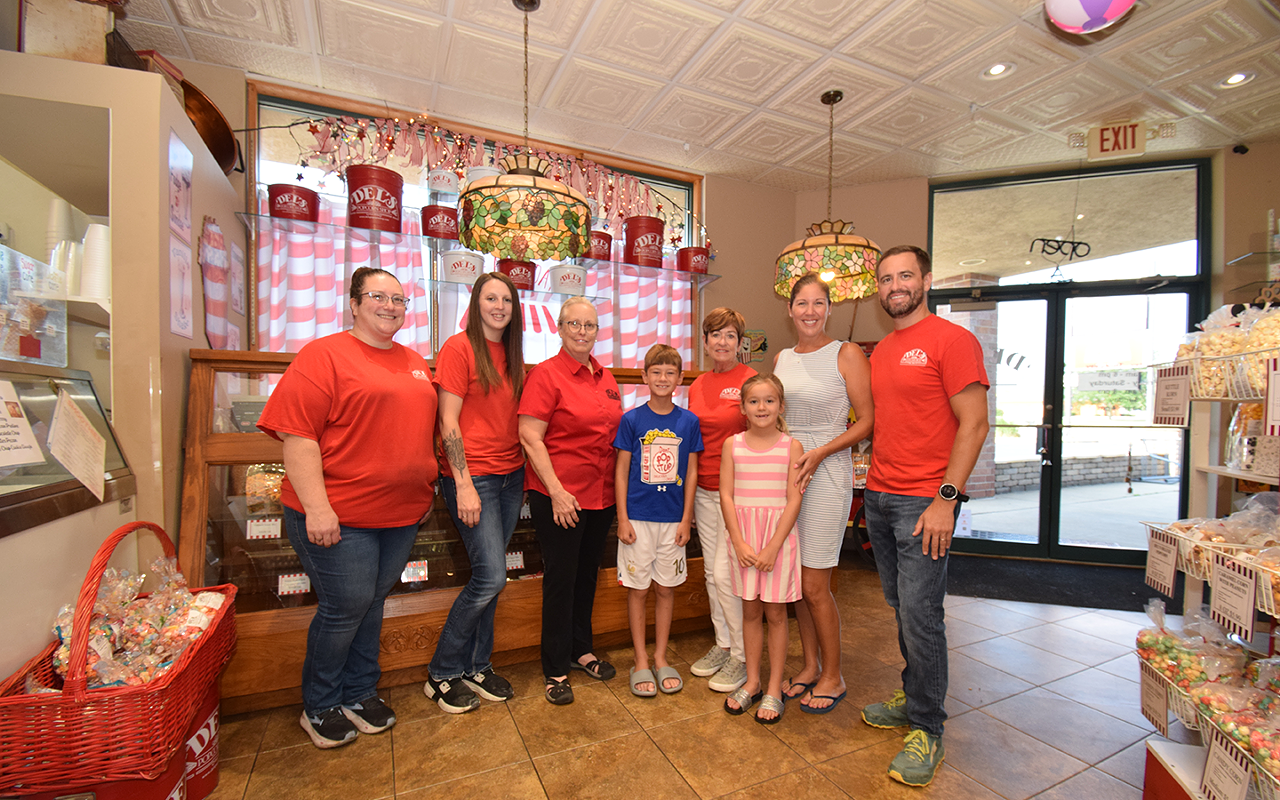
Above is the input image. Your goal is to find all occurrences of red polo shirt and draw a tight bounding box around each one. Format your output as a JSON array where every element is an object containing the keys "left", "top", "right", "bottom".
[{"left": 518, "top": 347, "right": 622, "bottom": 509}]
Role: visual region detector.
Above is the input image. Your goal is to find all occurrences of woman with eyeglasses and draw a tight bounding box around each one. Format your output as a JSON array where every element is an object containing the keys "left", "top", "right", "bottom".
[
  {"left": 518, "top": 296, "right": 623, "bottom": 705},
  {"left": 423, "top": 272, "right": 526, "bottom": 714},
  {"left": 258, "top": 267, "right": 438, "bottom": 749}
]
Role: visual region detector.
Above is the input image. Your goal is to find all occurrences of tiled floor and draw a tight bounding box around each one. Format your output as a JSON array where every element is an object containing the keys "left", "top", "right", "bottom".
[{"left": 210, "top": 564, "right": 1189, "bottom": 799}]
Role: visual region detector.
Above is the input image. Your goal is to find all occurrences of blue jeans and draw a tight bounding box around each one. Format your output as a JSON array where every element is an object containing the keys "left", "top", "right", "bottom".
[
  {"left": 864, "top": 490, "right": 953, "bottom": 737},
  {"left": 284, "top": 506, "right": 418, "bottom": 714},
  {"left": 429, "top": 468, "right": 525, "bottom": 679}
]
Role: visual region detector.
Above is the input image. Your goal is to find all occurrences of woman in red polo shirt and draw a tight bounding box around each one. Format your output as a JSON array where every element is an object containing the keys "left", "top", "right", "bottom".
[
  {"left": 423, "top": 272, "right": 526, "bottom": 714},
  {"left": 519, "top": 296, "right": 623, "bottom": 705},
  {"left": 258, "top": 267, "right": 437, "bottom": 749}
]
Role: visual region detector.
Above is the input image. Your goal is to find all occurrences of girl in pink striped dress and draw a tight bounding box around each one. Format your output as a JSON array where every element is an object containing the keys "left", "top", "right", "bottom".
[{"left": 719, "top": 374, "right": 803, "bottom": 724}]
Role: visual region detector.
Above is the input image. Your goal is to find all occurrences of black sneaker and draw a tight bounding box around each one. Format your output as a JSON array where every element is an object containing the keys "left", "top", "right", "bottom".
[
  {"left": 300, "top": 707, "right": 358, "bottom": 749},
  {"left": 463, "top": 668, "right": 515, "bottom": 702},
  {"left": 341, "top": 697, "right": 396, "bottom": 733},
  {"left": 424, "top": 673, "right": 480, "bottom": 714}
]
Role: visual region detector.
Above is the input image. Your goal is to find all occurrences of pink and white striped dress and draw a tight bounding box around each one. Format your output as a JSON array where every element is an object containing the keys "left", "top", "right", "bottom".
[{"left": 728, "top": 432, "right": 801, "bottom": 603}]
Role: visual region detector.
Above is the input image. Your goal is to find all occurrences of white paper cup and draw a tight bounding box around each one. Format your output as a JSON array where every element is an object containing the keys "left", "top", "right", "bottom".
[
  {"left": 80, "top": 224, "right": 111, "bottom": 299},
  {"left": 47, "top": 198, "right": 75, "bottom": 255}
]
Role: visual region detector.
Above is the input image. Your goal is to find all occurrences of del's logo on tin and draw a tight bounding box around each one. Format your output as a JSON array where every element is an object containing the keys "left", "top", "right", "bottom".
[
  {"left": 690, "top": 252, "right": 708, "bottom": 270},
  {"left": 350, "top": 185, "right": 399, "bottom": 212},
  {"left": 274, "top": 192, "right": 311, "bottom": 212},
  {"left": 555, "top": 271, "right": 584, "bottom": 288},
  {"left": 633, "top": 232, "right": 662, "bottom": 254},
  {"left": 508, "top": 264, "right": 533, "bottom": 281},
  {"left": 448, "top": 258, "right": 478, "bottom": 276},
  {"left": 428, "top": 212, "right": 457, "bottom": 232}
]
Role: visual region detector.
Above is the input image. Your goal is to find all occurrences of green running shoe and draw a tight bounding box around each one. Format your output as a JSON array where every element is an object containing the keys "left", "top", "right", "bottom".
[
  {"left": 861, "top": 689, "right": 909, "bottom": 728},
  {"left": 888, "top": 729, "right": 945, "bottom": 787}
]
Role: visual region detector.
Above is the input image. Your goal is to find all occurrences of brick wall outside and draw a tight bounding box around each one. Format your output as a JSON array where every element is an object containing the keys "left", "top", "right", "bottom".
[{"left": 994, "top": 455, "right": 1172, "bottom": 493}]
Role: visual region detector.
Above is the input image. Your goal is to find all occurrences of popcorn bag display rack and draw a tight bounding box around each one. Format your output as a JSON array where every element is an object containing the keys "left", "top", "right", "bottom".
[
  {"left": 1180, "top": 346, "right": 1280, "bottom": 401},
  {"left": 0, "top": 521, "right": 238, "bottom": 795}
]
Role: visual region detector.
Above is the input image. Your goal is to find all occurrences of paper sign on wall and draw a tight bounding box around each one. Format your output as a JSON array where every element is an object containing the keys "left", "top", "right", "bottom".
[
  {"left": 506, "top": 551, "right": 524, "bottom": 571},
  {"left": 1201, "top": 726, "right": 1252, "bottom": 800},
  {"left": 0, "top": 380, "right": 45, "bottom": 469},
  {"left": 47, "top": 390, "right": 106, "bottom": 501},
  {"left": 1210, "top": 552, "right": 1257, "bottom": 640},
  {"left": 1154, "top": 364, "right": 1191, "bottom": 426},
  {"left": 277, "top": 573, "right": 310, "bottom": 595},
  {"left": 1145, "top": 526, "right": 1178, "bottom": 597},
  {"left": 1139, "top": 660, "right": 1169, "bottom": 737},
  {"left": 246, "top": 518, "right": 280, "bottom": 540}
]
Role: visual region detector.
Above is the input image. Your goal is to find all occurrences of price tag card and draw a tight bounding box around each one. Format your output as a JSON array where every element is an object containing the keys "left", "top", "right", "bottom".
[
  {"left": 955, "top": 508, "right": 972, "bottom": 539},
  {"left": 1202, "top": 726, "right": 1253, "bottom": 800},
  {"left": 519, "top": 501, "right": 531, "bottom": 520},
  {"left": 1211, "top": 552, "right": 1257, "bottom": 640},
  {"left": 1269, "top": 358, "right": 1280, "bottom": 435},
  {"left": 506, "top": 551, "right": 524, "bottom": 571},
  {"left": 1139, "top": 660, "right": 1170, "bottom": 737},
  {"left": 246, "top": 518, "right": 281, "bottom": 540},
  {"left": 1146, "top": 526, "right": 1178, "bottom": 597},
  {"left": 277, "top": 573, "right": 310, "bottom": 595},
  {"left": 1154, "top": 363, "right": 1192, "bottom": 426},
  {"left": 401, "top": 560, "right": 428, "bottom": 583}
]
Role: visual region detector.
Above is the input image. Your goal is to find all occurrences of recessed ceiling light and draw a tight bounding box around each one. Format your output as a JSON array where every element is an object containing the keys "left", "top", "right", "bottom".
[
  {"left": 982, "top": 62, "right": 1017, "bottom": 80},
  {"left": 1077, "top": 213, "right": 1085, "bottom": 220},
  {"left": 1025, "top": 260, "right": 1032, "bottom": 266},
  {"left": 958, "top": 258, "right": 987, "bottom": 267},
  {"left": 1219, "top": 71, "right": 1255, "bottom": 88}
]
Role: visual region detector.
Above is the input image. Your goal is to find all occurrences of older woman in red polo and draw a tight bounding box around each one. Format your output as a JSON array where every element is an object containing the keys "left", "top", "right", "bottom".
[{"left": 518, "top": 296, "right": 623, "bottom": 705}]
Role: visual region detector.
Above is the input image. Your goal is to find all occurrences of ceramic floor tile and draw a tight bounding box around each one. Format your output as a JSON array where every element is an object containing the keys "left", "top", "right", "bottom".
[
  {"left": 608, "top": 671, "right": 727, "bottom": 729},
  {"left": 946, "top": 693, "right": 973, "bottom": 720},
  {"left": 533, "top": 731, "right": 698, "bottom": 799},
  {"left": 667, "top": 629, "right": 720, "bottom": 665},
  {"left": 257, "top": 704, "right": 315, "bottom": 752},
  {"left": 205, "top": 754, "right": 254, "bottom": 800},
  {"left": 1096, "top": 651, "right": 1141, "bottom": 681},
  {"left": 818, "top": 736, "right": 1003, "bottom": 799},
  {"left": 242, "top": 729, "right": 393, "bottom": 800},
  {"left": 219, "top": 707, "right": 271, "bottom": 760},
  {"left": 767, "top": 687, "right": 901, "bottom": 763},
  {"left": 948, "top": 651, "right": 1035, "bottom": 708},
  {"left": 945, "top": 594, "right": 981, "bottom": 608},
  {"left": 945, "top": 617, "right": 1004, "bottom": 648},
  {"left": 508, "top": 681, "right": 643, "bottom": 758},
  {"left": 983, "top": 687, "right": 1149, "bottom": 763},
  {"left": 392, "top": 702, "right": 529, "bottom": 792},
  {"left": 944, "top": 711, "right": 1088, "bottom": 800},
  {"left": 1042, "top": 668, "right": 1149, "bottom": 729},
  {"left": 844, "top": 663, "right": 909, "bottom": 711},
  {"left": 495, "top": 658, "right": 554, "bottom": 700},
  {"left": 849, "top": 618, "right": 909, "bottom": 667},
  {"left": 1030, "top": 767, "right": 1144, "bottom": 799},
  {"left": 1095, "top": 737, "right": 1149, "bottom": 789},
  {"left": 1055, "top": 610, "right": 1145, "bottom": 647},
  {"left": 381, "top": 680, "right": 439, "bottom": 725},
  {"left": 395, "top": 761, "right": 547, "bottom": 799},
  {"left": 954, "top": 635, "right": 1090, "bottom": 686},
  {"left": 649, "top": 711, "right": 807, "bottom": 798},
  {"left": 983, "top": 599, "right": 1092, "bottom": 622},
  {"left": 720, "top": 767, "right": 851, "bottom": 799},
  {"left": 1008, "top": 622, "right": 1133, "bottom": 666},
  {"left": 944, "top": 601, "right": 1044, "bottom": 635}
]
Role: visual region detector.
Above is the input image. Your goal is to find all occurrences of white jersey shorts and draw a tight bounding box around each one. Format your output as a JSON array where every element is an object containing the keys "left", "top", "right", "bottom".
[{"left": 617, "top": 520, "right": 688, "bottom": 590}]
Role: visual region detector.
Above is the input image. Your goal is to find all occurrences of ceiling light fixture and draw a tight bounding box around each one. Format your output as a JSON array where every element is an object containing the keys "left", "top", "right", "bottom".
[
  {"left": 773, "top": 90, "right": 880, "bottom": 302},
  {"left": 958, "top": 258, "right": 987, "bottom": 267},
  {"left": 1218, "top": 71, "right": 1255, "bottom": 88},
  {"left": 458, "top": 0, "right": 591, "bottom": 261},
  {"left": 982, "top": 62, "right": 1016, "bottom": 79}
]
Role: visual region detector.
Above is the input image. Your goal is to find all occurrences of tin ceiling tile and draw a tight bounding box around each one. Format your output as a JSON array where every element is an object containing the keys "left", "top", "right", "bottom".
[
  {"left": 1061, "top": 91, "right": 1187, "bottom": 133},
  {"left": 186, "top": 31, "right": 317, "bottom": 84},
  {"left": 715, "top": 112, "right": 825, "bottom": 164},
  {"left": 451, "top": 0, "right": 593, "bottom": 49},
  {"left": 434, "top": 85, "right": 528, "bottom": 134},
  {"left": 914, "top": 113, "right": 1033, "bottom": 161},
  {"left": 847, "top": 149, "right": 958, "bottom": 184},
  {"left": 168, "top": 0, "right": 299, "bottom": 46},
  {"left": 1211, "top": 89, "right": 1280, "bottom": 138},
  {"left": 115, "top": 19, "right": 188, "bottom": 55},
  {"left": 124, "top": 0, "right": 172, "bottom": 22},
  {"left": 841, "top": 0, "right": 1008, "bottom": 81},
  {"left": 611, "top": 132, "right": 707, "bottom": 170},
  {"left": 686, "top": 149, "right": 774, "bottom": 183},
  {"left": 441, "top": 25, "right": 561, "bottom": 104},
  {"left": 529, "top": 108, "right": 630, "bottom": 153},
  {"left": 990, "top": 63, "right": 1139, "bottom": 131},
  {"left": 751, "top": 168, "right": 830, "bottom": 193},
  {"left": 784, "top": 134, "right": 890, "bottom": 177},
  {"left": 317, "top": 0, "right": 442, "bottom": 75},
  {"left": 696, "top": 0, "right": 747, "bottom": 10},
  {"left": 316, "top": 59, "right": 435, "bottom": 112},
  {"left": 634, "top": 88, "right": 753, "bottom": 147},
  {"left": 741, "top": 0, "right": 896, "bottom": 49},
  {"left": 768, "top": 58, "right": 906, "bottom": 126},
  {"left": 576, "top": 0, "right": 722, "bottom": 80},
  {"left": 547, "top": 58, "right": 665, "bottom": 128},
  {"left": 923, "top": 26, "right": 1080, "bottom": 105},
  {"left": 1159, "top": 45, "right": 1280, "bottom": 113},
  {"left": 955, "top": 131, "right": 1073, "bottom": 172},
  {"left": 682, "top": 22, "right": 823, "bottom": 105},
  {"left": 844, "top": 87, "right": 971, "bottom": 147}
]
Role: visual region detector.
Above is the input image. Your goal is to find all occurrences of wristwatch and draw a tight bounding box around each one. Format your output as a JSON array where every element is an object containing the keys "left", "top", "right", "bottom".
[{"left": 938, "top": 483, "right": 970, "bottom": 503}]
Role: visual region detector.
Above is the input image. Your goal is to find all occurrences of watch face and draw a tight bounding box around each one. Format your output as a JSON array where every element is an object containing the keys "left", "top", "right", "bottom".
[{"left": 939, "top": 484, "right": 958, "bottom": 500}]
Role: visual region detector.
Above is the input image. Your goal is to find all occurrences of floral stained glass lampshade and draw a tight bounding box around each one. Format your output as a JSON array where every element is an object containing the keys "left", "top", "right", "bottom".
[
  {"left": 458, "top": 152, "right": 591, "bottom": 261},
  {"left": 775, "top": 219, "right": 880, "bottom": 301}
]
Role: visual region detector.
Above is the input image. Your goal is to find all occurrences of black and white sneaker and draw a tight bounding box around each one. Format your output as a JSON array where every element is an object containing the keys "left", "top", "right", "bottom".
[
  {"left": 300, "top": 707, "right": 358, "bottom": 749},
  {"left": 463, "top": 668, "right": 515, "bottom": 702},
  {"left": 341, "top": 697, "right": 397, "bottom": 733},
  {"left": 424, "top": 673, "right": 480, "bottom": 714}
]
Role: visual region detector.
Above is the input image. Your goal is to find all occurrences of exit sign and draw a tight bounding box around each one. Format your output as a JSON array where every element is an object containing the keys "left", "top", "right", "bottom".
[{"left": 1088, "top": 121, "right": 1146, "bottom": 161}]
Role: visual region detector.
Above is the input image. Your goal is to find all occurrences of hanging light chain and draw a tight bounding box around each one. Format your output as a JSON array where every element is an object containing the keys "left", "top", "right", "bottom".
[
  {"left": 523, "top": 10, "right": 530, "bottom": 152},
  {"left": 827, "top": 95, "right": 834, "bottom": 221}
]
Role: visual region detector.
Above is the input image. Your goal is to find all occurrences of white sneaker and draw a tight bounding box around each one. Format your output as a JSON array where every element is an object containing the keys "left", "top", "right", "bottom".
[
  {"left": 690, "top": 645, "right": 731, "bottom": 678},
  {"left": 707, "top": 659, "right": 748, "bottom": 693}
]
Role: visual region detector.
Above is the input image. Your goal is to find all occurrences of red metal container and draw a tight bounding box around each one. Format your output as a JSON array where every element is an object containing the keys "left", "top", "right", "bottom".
[
  {"left": 498, "top": 259, "right": 536, "bottom": 290},
  {"left": 268, "top": 184, "right": 319, "bottom": 222},
  {"left": 346, "top": 164, "right": 403, "bottom": 232},
  {"left": 422, "top": 205, "right": 459, "bottom": 240},
  {"left": 623, "top": 215, "right": 664, "bottom": 268},
  {"left": 588, "top": 230, "right": 612, "bottom": 260},
  {"left": 677, "top": 246, "right": 709, "bottom": 274},
  {"left": 183, "top": 684, "right": 221, "bottom": 800},
  {"left": 19, "top": 745, "right": 186, "bottom": 800}
]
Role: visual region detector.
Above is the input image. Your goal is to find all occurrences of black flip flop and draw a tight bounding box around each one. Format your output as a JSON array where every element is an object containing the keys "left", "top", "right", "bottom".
[{"left": 570, "top": 659, "right": 616, "bottom": 681}]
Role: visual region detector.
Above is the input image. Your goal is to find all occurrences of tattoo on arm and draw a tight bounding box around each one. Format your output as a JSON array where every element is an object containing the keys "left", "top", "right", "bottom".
[{"left": 443, "top": 429, "right": 468, "bottom": 474}]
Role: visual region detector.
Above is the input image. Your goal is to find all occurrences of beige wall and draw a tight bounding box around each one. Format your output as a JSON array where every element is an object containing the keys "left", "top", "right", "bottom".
[{"left": 1222, "top": 140, "right": 1280, "bottom": 301}]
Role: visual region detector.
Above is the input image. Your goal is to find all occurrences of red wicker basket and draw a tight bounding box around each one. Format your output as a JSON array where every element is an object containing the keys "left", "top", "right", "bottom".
[{"left": 0, "top": 521, "right": 237, "bottom": 795}]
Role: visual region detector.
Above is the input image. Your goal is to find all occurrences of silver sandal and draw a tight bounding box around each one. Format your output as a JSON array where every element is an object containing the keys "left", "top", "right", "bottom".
[
  {"left": 755, "top": 694, "right": 785, "bottom": 725},
  {"left": 724, "top": 687, "right": 762, "bottom": 716}
]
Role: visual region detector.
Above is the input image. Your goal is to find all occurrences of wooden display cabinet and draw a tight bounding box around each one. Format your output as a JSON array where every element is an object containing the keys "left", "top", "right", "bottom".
[{"left": 179, "top": 349, "right": 711, "bottom": 713}]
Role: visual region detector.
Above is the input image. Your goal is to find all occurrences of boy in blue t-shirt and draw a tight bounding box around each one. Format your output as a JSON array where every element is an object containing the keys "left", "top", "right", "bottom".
[{"left": 614, "top": 343, "right": 703, "bottom": 698}]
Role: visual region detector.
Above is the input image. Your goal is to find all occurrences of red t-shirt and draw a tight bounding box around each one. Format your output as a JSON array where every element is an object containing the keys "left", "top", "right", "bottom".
[
  {"left": 257, "top": 331, "right": 439, "bottom": 527},
  {"left": 868, "top": 314, "right": 989, "bottom": 497},
  {"left": 688, "top": 362, "right": 756, "bottom": 491},
  {"left": 518, "top": 347, "right": 622, "bottom": 509},
  {"left": 434, "top": 332, "right": 523, "bottom": 478}
]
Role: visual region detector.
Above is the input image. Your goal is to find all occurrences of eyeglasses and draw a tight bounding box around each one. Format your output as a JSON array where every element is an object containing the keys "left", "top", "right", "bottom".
[
  {"left": 361, "top": 292, "right": 410, "bottom": 308},
  {"left": 561, "top": 320, "right": 598, "bottom": 333}
]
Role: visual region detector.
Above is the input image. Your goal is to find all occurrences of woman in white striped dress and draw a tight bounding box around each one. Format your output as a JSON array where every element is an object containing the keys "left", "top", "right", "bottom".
[{"left": 772, "top": 272, "right": 874, "bottom": 714}]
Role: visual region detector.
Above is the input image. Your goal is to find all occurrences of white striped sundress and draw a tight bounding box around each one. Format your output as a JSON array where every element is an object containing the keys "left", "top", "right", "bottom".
[
  {"left": 728, "top": 432, "right": 801, "bottom": 604},
  {"left": 774, "top": 341, "right": 852, "bottom": 569}
]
